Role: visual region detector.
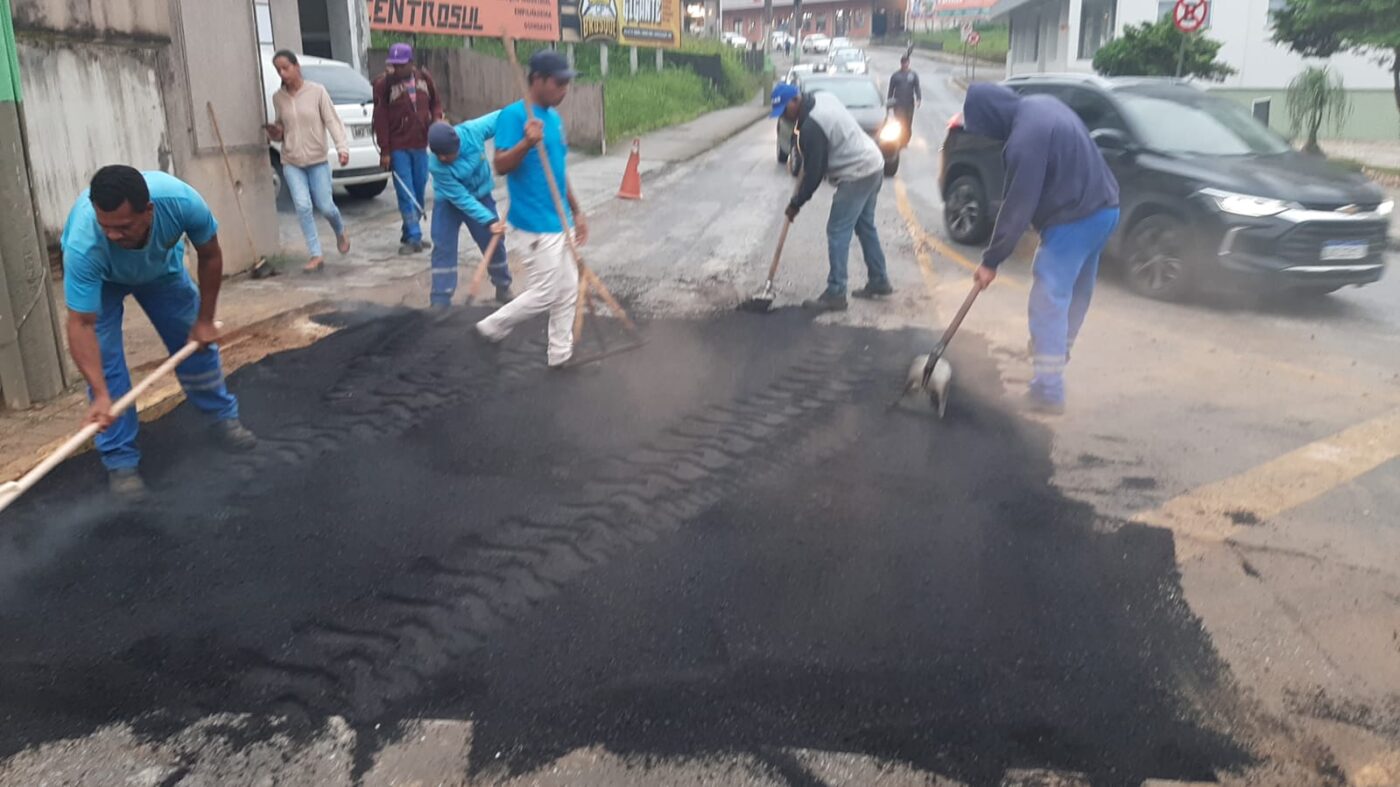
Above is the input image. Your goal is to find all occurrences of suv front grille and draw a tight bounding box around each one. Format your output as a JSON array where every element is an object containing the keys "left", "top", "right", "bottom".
[{"left": 1276, "top": 221, "right": 1389, "bottom": 265}]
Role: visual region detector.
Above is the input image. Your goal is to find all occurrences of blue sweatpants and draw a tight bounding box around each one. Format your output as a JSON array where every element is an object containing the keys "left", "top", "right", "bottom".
[
  {"left": 391, "top": 149, "right": 429, "bottom": 244},
  {"left": 93, "top": 274, "right": 240, "bottom": 470},
  {"left": 430, "top": 194, "right": 511, "bottom": 307},
  {"left": 1028, "top": 207, "right": 1120, "bottom": 405}
]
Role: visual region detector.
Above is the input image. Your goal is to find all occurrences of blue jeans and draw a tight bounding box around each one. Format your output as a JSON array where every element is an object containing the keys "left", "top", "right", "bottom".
[
  {"left": 825, "top": 169, "right": 889, "bottom": 296},
  {"left": 92, "top": 274, "right": 240, "bottom": 471},
  {"left": 282, "top": 162, "right": 344, "bottom": 258},
  {"left": 391, "top": 149, "right": 429, "bottom": 243},
  {"left": 1028, "top": 207, "right": 1121, "bottom": 404},
  {"left": 430, "top": 195, "right": 511, "bottom": 307}
]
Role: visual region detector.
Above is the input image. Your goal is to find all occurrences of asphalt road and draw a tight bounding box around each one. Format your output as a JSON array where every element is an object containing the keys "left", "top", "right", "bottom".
[{"left": 0, "top": 47, "right": 1396, "bottom": 786}]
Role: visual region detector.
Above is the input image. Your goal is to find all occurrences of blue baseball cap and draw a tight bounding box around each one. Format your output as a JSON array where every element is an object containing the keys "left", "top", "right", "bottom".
[{"left": 770, "top": 82, "right": 800, "bottom": 118}]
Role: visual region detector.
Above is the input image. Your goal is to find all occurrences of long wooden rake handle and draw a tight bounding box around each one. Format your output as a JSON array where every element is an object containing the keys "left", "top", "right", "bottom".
[
  {"left": 464, "top": 233, "right": 503, "bottom": 304},
  {"left": 0, "top": 341, "right": 202, "bottom": 515}
]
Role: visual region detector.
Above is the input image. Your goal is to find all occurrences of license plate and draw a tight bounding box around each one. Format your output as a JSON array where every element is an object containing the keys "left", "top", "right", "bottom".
[
  {"left": 1321, "top": 241, "right": 1368, "bottom": 261},
  {"left": 351, "top": 125, "right": 373, "bottom": 139}
]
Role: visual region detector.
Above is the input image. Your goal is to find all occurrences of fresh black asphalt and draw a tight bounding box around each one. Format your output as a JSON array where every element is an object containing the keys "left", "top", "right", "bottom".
[{"left": 0, "top": 306, "right": 1251, "bottom": 784}]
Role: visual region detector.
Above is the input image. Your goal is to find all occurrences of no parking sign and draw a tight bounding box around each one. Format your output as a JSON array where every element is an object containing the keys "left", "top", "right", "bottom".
[{"left": 1173, "top": 0, "right": 1209, "bottom": 33}]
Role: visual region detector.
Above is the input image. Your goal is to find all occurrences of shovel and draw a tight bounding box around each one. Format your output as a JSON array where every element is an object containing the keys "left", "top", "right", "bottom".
[
  {"left": 895, "top": 281, "right": 983, "bottom": 418},
  {"left": 737, "top": 217, "right": 792, "bottom": 313}
]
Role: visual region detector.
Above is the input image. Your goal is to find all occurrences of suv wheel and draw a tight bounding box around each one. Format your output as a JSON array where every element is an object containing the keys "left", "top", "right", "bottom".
[
  {"left": 943, "top": 174, "right": 991, "bottom": 245},
  {"left": 1125, "top": 214, "right": 1193, "bottom": 301},
  {"left": 883, "top": 152, "right": 900, "bottom": 177}
]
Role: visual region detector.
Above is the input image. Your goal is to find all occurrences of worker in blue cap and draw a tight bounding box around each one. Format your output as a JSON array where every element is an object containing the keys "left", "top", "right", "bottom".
[
  {"left": 770, "top": 81, "right": 892, "bottom": 312},
  {"left": 427, "top": 117, "right": 512, "bottom": 307}
]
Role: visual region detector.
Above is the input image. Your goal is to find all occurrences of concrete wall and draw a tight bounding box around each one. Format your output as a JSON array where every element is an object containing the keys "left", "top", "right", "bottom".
[
  {"left": 11, "top": 0, "right": 278, "bottom": 276},
  {"left": 368, "top": 48, "right": 608, "bottom": 153},
  {"left": 9, "top": 0, "right": 169, "bottom": 39},
  {"left": 1213, "top": 88, "right": 1400, "bottom": 143},
  {"left": 16, "top": 40, "right": 171, "bottom": 240}
]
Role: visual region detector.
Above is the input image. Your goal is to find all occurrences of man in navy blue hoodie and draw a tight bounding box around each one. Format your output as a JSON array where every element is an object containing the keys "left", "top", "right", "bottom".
[{"left": 963, "top": 83, "right": 1120, "bottom": 413}]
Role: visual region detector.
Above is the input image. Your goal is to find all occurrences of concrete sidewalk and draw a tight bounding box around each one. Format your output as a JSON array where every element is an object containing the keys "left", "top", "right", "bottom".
[{"left": 0, "top": 98, "right": 771, "bottom": 488}]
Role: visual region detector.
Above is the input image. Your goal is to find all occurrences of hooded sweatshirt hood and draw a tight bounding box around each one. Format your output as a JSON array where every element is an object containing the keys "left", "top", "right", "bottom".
[{"left": 963, "top": 83, "right": 1021, "bottom": 141}]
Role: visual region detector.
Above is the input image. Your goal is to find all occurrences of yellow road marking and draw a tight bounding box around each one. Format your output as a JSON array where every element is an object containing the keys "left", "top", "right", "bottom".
[
  {"left": 1132, "top": 408, "right": 1400, "bottom": 547},
  {"left": 893, "top": 176, "right": 1029, "bottom": 291}
]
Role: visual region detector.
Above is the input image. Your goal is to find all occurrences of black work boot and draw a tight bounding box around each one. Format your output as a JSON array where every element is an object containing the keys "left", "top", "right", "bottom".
[
  {"left": 212, "top": 419, "right": 258, "bottom": 452},
  {"left": 108, "top": 468, "right": 149, "bottom": 503},
  {"left": 495, "top": 285, "right": 514, "bottom": 304},
  {"left": 852, "top": 281, "right": 894, "bottom": 299},
  {"left": 802, "top": 291, "right": 848, "bottom": 312}
]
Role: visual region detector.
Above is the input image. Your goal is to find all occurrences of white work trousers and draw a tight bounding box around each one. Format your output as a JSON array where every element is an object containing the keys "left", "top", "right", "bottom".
[{"left": 476, "top": 230, "right": 578, "bottom": 366}]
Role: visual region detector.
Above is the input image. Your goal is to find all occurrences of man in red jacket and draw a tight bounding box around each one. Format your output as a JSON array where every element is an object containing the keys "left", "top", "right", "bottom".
[{"left": 373, "top": 42, "right": 442, "bottom": 255}]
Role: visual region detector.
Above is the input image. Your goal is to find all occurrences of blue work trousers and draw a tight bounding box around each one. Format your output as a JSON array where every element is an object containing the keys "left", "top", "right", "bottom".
[
  {"left": 282, "top": 161, "right": 344, "bottom": 258},
  {"left": 430, "top": 195, "right": 511, "bottom": 307},
  {"left": 92, "top": 274, "right": 240, "bottom": 470},
  {"left": 391, "top": 149, "right": 429, "bottom": 243},
  {"left": 825, "top": 169, "right": 889, "bottom": 296},
  {"left": 1028, "top": 207, "right": 1120, "bottom": 404}
]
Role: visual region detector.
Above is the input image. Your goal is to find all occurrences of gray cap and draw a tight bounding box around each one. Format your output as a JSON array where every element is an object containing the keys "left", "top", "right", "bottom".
[{"left": 427, "top": 121, "right": 460, "bottom": 156}]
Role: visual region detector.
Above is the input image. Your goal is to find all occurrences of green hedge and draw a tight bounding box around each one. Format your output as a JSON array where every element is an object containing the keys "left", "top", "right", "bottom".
[{"left": 911, "top": 25, "right": 1008, "bottom": 63}]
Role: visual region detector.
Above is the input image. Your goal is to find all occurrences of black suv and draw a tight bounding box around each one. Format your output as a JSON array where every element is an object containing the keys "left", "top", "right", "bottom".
[{"left": 940, "top": 75, "right": 1392, "bottom": 300}]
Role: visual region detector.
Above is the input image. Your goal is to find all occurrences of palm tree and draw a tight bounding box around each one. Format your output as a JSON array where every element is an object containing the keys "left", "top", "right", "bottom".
[{"left": 1286, "top": 66, "right": 1351, "bottom": 155}]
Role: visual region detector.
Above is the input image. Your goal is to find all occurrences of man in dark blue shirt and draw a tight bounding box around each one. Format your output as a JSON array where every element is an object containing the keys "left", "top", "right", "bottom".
[{"left": 964, "top": 83, "right": 1120, "bottom": 413}]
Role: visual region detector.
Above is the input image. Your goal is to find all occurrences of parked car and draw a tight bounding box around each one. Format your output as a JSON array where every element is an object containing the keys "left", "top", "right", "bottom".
[
  {"left": 829, "top": 37, "right": 853, "bottom": 50},
  {"left": 770, "top": 31, "right": 795, "bottom": 50},
  {"left": 783, "top": 64, "right": 816, "bottom": 84},
  {"left": 828, "top": 47, "right": 868, "bottom": 74},
  {"left": 801, "top": 34, "right": 831, "bottom": 54},
  {"left": 939, "top": 75, "right": 1392, "bottom": 300},
  {"left": 260, "top": 52, "right": 389, "bottom": 199},
  {"left": 721, "top": 31, "right": 749, "bottom": 49},
  {"left": 776, "top": 73, "right": 904, "bottom": 177}
]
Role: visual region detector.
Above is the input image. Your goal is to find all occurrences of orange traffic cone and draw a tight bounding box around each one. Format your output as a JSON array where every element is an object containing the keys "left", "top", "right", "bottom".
[{"left": 617, "top": 138, "right": 642, "bottom": 200}]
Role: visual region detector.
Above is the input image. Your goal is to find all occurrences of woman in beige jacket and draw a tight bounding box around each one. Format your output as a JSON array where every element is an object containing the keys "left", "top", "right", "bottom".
[{"left": 265, "top": 50, "right": 351, "bottom": 273}]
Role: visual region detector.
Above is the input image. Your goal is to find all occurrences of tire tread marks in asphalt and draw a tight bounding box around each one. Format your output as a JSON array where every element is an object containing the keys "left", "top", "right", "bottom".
[{"left": 234, "top": 338, "right": 877, "bottom": 722}]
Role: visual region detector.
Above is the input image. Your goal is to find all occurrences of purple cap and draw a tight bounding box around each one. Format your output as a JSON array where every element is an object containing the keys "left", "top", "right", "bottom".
[{"left": 386, "top": 42, "right": 414, "bottom": 65}]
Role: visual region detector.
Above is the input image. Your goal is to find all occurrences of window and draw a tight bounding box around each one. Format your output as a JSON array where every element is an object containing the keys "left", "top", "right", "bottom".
[
  {"left": 1078, "top": 0, "right": 1115, "bottom": 60},
  {"left": 816, "top": 14, "right": 828, "bottom": 32},
  {"left": 1117, "top": 90, "right": 1291, "bottom": 155},
  {"left": 301, "top": 64, "right": 373, "bottom": 104},
  {"left": 254, "top": 1, "right": 274, "bottom": 46},
  {"left": 1061, "top": 87, "right": 1128, "bottom": 132},
  {"left": 1011, "top": 13, "right": 1040, "bottom": 64}
]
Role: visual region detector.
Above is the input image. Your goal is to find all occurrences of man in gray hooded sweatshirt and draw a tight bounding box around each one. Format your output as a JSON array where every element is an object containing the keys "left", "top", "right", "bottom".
[{"left": 963, "top": 83, "right": 1120, "bottom": 413}]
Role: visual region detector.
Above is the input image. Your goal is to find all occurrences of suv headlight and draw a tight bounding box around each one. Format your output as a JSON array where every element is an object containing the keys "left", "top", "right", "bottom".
[
  {"left": 1378, "top": 199, "right": 1394, "bottom": 217},
  {"left": 1200, "top": 188, "right": 1294, "bottom": 218}
]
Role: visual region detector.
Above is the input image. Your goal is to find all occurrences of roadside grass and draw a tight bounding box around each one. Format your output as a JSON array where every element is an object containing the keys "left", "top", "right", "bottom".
[
  {"left": 604, "top": 68, "right": 725, "bottom": 141},
  {"left": 910, "top": 25, "right": 1008, "bottom": 64}
]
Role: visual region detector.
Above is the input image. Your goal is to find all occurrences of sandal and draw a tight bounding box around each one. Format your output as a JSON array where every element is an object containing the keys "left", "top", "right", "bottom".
[
  {"left": 337, "top": 233, "right": 351, "bottom": 255},
  {"left": 303, "top": 256, "right": 325, "bottom": 273}
]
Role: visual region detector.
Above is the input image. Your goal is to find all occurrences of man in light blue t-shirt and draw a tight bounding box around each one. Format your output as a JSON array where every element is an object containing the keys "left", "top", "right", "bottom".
[
  {"left": 475, "top": 50, "right": 589, "bottom": 368},
  {"left": 61, "top": 165, "right": 257, "bottom": 500}
]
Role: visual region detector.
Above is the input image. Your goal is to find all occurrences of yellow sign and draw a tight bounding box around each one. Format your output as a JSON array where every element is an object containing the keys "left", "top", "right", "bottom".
[{"left": 562, "top": 0, "right": 682, "bottom": 48}]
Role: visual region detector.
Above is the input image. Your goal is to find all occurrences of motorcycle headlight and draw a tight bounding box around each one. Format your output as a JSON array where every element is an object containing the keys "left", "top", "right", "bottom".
[
  {"left": 1200, "top": 188, "right": 1294, "bottom": 218},
  {"left": 879, "top": 119, "right": 903, "bottom": 144}
]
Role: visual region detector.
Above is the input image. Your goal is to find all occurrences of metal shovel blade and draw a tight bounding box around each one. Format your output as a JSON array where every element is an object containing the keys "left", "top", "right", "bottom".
[{"left": 897, "top": 353, "right": 953, "bottom": 418}]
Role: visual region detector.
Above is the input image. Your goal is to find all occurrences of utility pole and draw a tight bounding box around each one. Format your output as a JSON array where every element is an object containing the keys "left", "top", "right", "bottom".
[
  {"left": 0, "top": 0, "right": 66, "bottom": 409},
  {"left": 763, "top": 0, "right": 773, "bottom": 56},
  {"left": 792, "top": 0, "right": 803, "bottom": 63}
]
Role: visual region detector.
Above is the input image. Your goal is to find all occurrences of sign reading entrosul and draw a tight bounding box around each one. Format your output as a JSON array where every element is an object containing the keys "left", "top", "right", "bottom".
[
  {"left": 560, "top": 0, "right": 684, "bottom": 48},
  {"left": 1172, "top": 0, "right": 1209, "bottom": 33},
  {"left": 369, "top": 0, "right": 561, "bottom": 41}
]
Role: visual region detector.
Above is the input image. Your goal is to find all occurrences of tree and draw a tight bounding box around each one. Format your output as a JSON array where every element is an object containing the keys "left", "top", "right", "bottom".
[
  {"left": 1092, "top": 18, "right": 1236, "bottom": 81},
  {"left": 1286, "top": 66, "right": 1351, "bottom": 153},
  {"left": 1272, "top": 0, "right": 1400, "bottom": 122}
]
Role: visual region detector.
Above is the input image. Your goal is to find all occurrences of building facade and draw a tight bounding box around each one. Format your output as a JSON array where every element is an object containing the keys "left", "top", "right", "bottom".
[
  {"left": 721, "top": 0, "right": 907, "bottom": 44},
  {"left": 992, "top": 0, "right": 1397, "bottom": 140}
]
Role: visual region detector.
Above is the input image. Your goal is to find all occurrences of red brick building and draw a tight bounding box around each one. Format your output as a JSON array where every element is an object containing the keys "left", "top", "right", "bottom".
[{"left": 720, "top": 0, "right": 907, "bottom": 44}]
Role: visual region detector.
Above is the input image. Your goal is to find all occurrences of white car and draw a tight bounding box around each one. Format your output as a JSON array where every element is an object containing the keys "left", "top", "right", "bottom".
[
  {"left": 830, "top": 37, "right": 853, "bottom": 50},
  {"left": 721, "top": 31, "right": 749, "bottom": 49},
  {"left": 770, "top": 31, "right": 794, "bottom": 49},
  {"left": 801, "top": 34, "right": 831, "bottom": 54},
  {"left": 829, "top": 47, "right": 868, "bottom": 74},
  {"left": 260, "top": 52, "right": 390, "bottom": 199}
]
